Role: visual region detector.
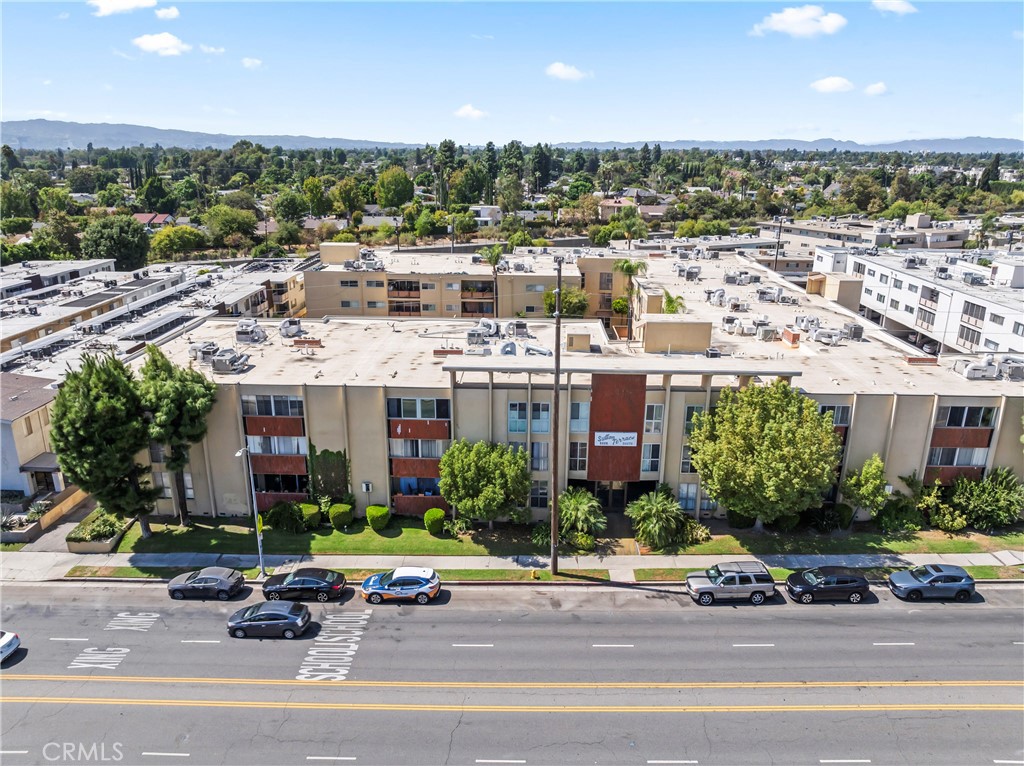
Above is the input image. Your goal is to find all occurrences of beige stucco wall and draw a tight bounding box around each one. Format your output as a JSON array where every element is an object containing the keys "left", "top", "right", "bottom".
[
  {"left": 344, "top": 386, "right": 390, "bottom": 509},
  {"left": 639, "top": 321, "right": 712, "bottom": 353},
  {"left": 990, "top": 395, "right": 1023, "bottom": 472},
  {"left": 320, "top": 242, "right": 362, "bottom": 265},
  {"left": 885, "top": 394, "right": 936, "bottom": 491},
  {"left": 824, "top": 275, "right": 864, "bottom": 312}
]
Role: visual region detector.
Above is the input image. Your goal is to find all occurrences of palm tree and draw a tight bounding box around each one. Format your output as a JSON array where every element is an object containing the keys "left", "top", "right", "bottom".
[
  {"left": 612, "top": 258, "right": 648, "bottom": 340},
  {"left": 662, "top": 290, "right": 684, "bottom": 315},
  {"left": 625, "top": 491, "right": 686, "bottom": 551},
  {"left": 477, "top": 244, "right": 504, "bottom": 317},
  {"left": 558, "top": 487, "right": 606, "bottom": 538}
]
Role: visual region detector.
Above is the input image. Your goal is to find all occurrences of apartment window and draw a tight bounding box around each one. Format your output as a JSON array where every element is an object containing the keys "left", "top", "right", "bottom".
[
  {"left": 599, "top": 272, "right": 613, "bottom": 291},
  {"left": 641, "top": 443, "right": 661, "bottom": 473},
  {"left": 875, "top": 293, "right": 884, "bottom": 303},
  {"left": 1013, "top": 322, "right": 1024, "bottom": 337},
  {"left": 642, "top": 403, "right": 664, "bottom": 434},
  {"left": 386, "top": 398, "right": 450, "bottom": 419},
  {"left": 569, "top": 442, "right": 588, "bottom": 471},
  {"left": 367, "top": 301, "right": 385, "bottom": 309},
  {"left": 525, "top": 305, "right": 538, "bottom": 313},
  {"left": 445, "top": 304, "right": 458, "bottom": 313},
  {"left": 864, "top": 288, "right": 873, "bottom": 297},
  {"left": 678, "top": 483, "right": 718, "bottom": 512},
  {"left": 819, "top": 404, "right": 851, "bottom": 426},
  {"left": 917, "top": 308, "right": 936, "bottom": 328},
  {"left": 183, "top": 472, "right": 194, "bottom": 500},
  {"left": 889, "top": 298, "right": 899, "bottom": 309},
  {"left": 879, "top": 274, "right": 889, "bottom": 285},
  {"left": 508, "top": 402, "right": 528, "bottom": 433},
  {"left": 445, "top": 282, "right": 459, "bottom": 291},
  {"left": 599, "top": 294, "right": 613, "bottom": 311},
  {"left": 958, "top": 325, "right": 981, "bottom": 347},
  {"left": 149, "top": 442, "right": 166, "bottom": 463},
  {"left": 153, "top": 471, "right": 173, "bottom": 499},
  {"left": 420, "top": 282, "right": 436, "bottom": 290},
  {"left": 904, "top": 304, "right": 914, "bottom": 314},
  {"left": 984, "top": 339, "right": 999, "bottom": 351},
  {"left": 852, "top": 262, "right": 866, "bottom": 276},
  {"left": 867, "top": 269, "right": 876, "bottom": 277},
  {"left": 530, "top": 480, "right": 549, "bottom": 509},
  {"left": 680, "top": 445, "right": 693, "bottom": 473},
  {"left": 388, "top": 439, "right": 446, "bottom": 458},
  {"left": 421, "top": 304, "right": 437, "bottom": 312},
  {"left": 531, "top": 402, "right": 551, "bottom": 433},
  {"left": 366, "top": 280, "right": 385, "bottom": 288},
  {"left": 927, "top": 447, "right": 989, "bottom": 467},
  {"left": 340, "top": 300, "right": 360, "bottom": 309},
  {"left": 338, "top": 280, "right": 358, "bottom": 288},
  {"left": 908, "top": 284, "right": 918, "bottom": 293},
  {"left": 530, "top": 442, "right": 549, "bottom": 471},
  {"left": 241, "top": 395, "right": 304, "bottom": 417},
  {"left": 526, "top": 284, "right": 545, "bottom": 293},
  {"left": 684, "top": 405, "right": 704, "bottom": 436},
  {"left": 41, "top": 408, "right": 49, "bottom": 426},
  {"left": 22, "top": 418, "right": 32, "bottom": 436},
  {"left": 962, "top": 302, "right": 986, "bottom": 322},
  {"left": 991, "top": 314, "right": 1004, "bottom": 326},
  {"left": 570, "top": 402, "right": 590, "bottom": 433},
  {"left": 247, "top": 435, "right": 308, "bottom": 455},
  {"left": 935, "top": 406, "right": 998, "bottom": 428},
  {"left": 893, "top": 279, "right": 903, "bottom": 289}
]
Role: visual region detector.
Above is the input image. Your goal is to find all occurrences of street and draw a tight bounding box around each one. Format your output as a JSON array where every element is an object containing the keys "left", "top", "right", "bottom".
[{"left": 1, "top": 581, "right": 1022, "bottom": 766}]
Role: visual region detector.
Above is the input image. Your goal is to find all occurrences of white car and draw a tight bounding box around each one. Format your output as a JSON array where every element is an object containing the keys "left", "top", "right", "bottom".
[{"left": 0, "top": 630, "right": 21, "bottom": 662}]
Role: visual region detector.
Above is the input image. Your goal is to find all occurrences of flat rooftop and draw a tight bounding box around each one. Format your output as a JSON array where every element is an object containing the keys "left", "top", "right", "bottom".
[{"left": 321, "top": 249, "right": 581, "bottom": 278}]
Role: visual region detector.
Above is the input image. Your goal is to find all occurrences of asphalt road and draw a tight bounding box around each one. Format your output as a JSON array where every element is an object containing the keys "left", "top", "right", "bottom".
[{"left": 1, "top": 581, "right": 1022, "bottom": 766}]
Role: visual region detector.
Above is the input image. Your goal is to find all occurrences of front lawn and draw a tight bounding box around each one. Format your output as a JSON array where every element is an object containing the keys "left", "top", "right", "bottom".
[
  {"left": 117, "top": 517, "right": 544, "bottom": 557},
  {"left": 66, "top": 565, "right": 268, "bottom": 579},
  {"left": 0, "top": 542, "right": 26, "bottom": 552}
]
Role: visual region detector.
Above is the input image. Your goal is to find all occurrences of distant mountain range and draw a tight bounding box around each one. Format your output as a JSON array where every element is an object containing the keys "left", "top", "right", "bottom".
[{"left": 3, "top": 119, "right": 1022, "bottom": 154}]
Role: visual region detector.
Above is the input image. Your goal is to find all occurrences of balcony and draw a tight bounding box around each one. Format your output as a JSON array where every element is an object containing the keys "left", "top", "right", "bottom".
[
  {"left": 388, "top": 289, "right": 420, "bottom": 299},
  {"left": 250, "top": 454, "right": 308, "bottom": 475},
  {"left": 244, "top": 416, "right": 306, "bottom": 437},
  {"left": 388, "top": 419, "right": 450, "bottom": 439},
  {"left": 460, "top": 290, "right": 495, "bottom": 299},
  {"left": 923, "top": 466, "right": 984, "bottom": 485},
  {"left": 390, "top": 457, "right": 441, "bottom": 478},
  {"left": 389, "top": 305, "right": 421, "bottom": 317}
]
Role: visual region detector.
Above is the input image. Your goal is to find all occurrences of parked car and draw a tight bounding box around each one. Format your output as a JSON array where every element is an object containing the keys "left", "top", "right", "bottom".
[
  {"left": 0, "top": 630, "right": 21, "bottom": 662},
  {"left": 888, "top": 564, "right": 976, "bottom": 602},
  {"left": 263, "top": 568, "right": 347, "bottom": 602},
  {"left": 168, "top": 567, "right": 245, "bottom": 601},
  {"left": 361, "top": 567, "right": 441, "bottom": 605},
  {"left": 786, "top": 567, "right": 870, "bottom": 604},
  {"left": 685, "top": 561, "right": 776, "bottom": 605},
  {"left": 227, "top": 601, "right": 311, "bottom": 639}
]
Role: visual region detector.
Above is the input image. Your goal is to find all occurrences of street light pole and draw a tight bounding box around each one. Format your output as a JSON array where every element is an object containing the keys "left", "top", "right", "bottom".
[
  {"left": 395, "top": 216, "right": 401, "bottom": 252},
  {"left": 550, "top": 256, "right": 564, "bottom": 576},
  {"left": 773, "top": 214, "right": 784, "bottom": 272},
  {"left": 234, "top": 446, "right": 267, "bottom": 576}
]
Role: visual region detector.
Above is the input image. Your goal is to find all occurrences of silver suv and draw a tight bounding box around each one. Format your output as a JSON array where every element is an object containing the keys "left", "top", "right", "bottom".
[{"left": 686, "top": 561, "right": 776, "bottom": 605}]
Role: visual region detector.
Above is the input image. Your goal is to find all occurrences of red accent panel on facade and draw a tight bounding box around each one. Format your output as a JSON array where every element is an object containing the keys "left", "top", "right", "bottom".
[
  {"left": 924, "top": 466, "right": 984, "bottom": 485},
  {"left": 390, "top": 457, "right": 442, "bottom": 478},
  {"left": 255, "top": 492, "right": 307, "bottom": 513},
  {"left": 391, "top": 495, "right": 450, "bottom": 517},
  {"left": 929, "top": 428, "right": 993, "bottom": 449},
  {"left": 244, "top": 416, "right": 305, "bottom": 437},
  {"left": 250, "top": 454, "right": 308, "bottom": 475},
  {"left": 586, "top": 373, "right": 646, "bottom": 482},
  {"left": 388, "top": 419, "right": 450, "bottom": 439}
]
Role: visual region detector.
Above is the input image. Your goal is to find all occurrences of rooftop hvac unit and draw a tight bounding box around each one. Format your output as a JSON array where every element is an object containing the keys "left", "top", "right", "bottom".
[
  {"left": 465, "top": 346, "right": 492, "bottom": 356},
  {"left": 524, "top": 344, "right": 553, "bottom": 357},
  {"left": 279, "top": 318, "right": 302, "bottom": 337},
  {"left": 757, "top": 326, "right": 778, "bottom": 342},
  {"left": 705, "top": 347, "right": 722, "bottom": 358},
  {"left": 499, "top": 341, "right": 517, "bottom": 356},
  {"left": 685, "top": 265, "right": 702, "bottom": 281},
  {"left": 188, "top": 342, "right": 219, "bottom": 363},
  {"left": 505, "top": 320, "right": 529, "bottom": 338},
  {"left": 513, "top": 261, "right": 526, "bottom": 272},
  {"left": 235, "top": 319, "right": 267, "bottom": 344},
  {"left": 843, "top": 322, "right": 864, "bottom": 341},
  {"left": 902, "top": 257, "right": 918, "bottom": 269},
  {"left": 467, "top": 327, "right": 488, "bottom": 346},
  {"left": 1000, "top": 363, "right": 1024, "bottom": 381},
  {"left": 737, "top": 323, "right": 756, "bottom": 336},
  {"left": 211, "top": 348, "right": 250, "bottom": 373}
]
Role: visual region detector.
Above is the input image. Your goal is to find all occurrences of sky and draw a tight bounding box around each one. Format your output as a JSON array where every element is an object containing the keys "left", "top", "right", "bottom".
[{"left": 2, "top": 0, "right": 1022, "bottom": 146}]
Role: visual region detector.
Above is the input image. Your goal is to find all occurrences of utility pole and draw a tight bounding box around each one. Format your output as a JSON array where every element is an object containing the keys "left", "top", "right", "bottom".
[
  {"left": 550, "top": 256, "right": 564, "bottom": 575},
  {"left": 773, "top": 214, "right": 784, "bottom": 272}
]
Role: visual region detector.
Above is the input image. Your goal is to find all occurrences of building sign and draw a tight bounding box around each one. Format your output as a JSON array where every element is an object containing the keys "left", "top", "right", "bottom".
[{"left": 594, "top": 431, "right": 638, "bottom": 447}]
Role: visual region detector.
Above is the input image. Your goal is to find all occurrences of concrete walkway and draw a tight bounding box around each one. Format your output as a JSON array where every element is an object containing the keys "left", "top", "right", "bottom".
[{"left": 2, "top": 548, "right": 1021, "bottom": 584}]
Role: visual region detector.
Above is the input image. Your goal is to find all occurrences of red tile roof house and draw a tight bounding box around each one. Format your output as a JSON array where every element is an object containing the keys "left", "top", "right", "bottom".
[{"left": 132, "top": 213, "right": 176, "bottom": 230}]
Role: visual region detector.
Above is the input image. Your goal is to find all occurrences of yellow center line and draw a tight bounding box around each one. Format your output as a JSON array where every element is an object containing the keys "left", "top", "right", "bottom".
[
  {"left": 2, "top": 696, "right": 1021, "bottom": 713},
  {"left": 2, "top": 674, "right": 1021, "bottom": 690}
]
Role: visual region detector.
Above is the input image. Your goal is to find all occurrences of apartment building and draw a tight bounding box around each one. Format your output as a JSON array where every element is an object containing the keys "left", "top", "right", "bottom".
[
  {"left": 761, "top": 215, "right": 970, "bottom": 254},
  {"left": 0, "top": 259, "right": 117, "bottom": 300},
  {"left": 811, "top": 246, "right": 1024, "bottom": 356},
  {"left": 0, "top": 373, "right": 64, "bottom": 498}
]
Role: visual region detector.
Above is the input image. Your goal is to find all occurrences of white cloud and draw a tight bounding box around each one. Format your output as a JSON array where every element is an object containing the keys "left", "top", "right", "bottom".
[
  {"left": 131, "top": 32, "right": 191, "bottom": 56},
  {"left": 864, "top": 81, "right": 888, "bottom": 96},
  {"left": 454, "top": 103, "right": 486, "bottom": 120},
  {"left": 545, "top": 61, "right": 590, "bottom": 81},
  {"left": 241, "top": 57, "right": 262, "bottom": 69},
  {"left": 155, "top": 6, "right": 179, "bottom": 20},
  {"left": 42, "top": 79, "right": 52, "bottom": 86},
  {"left": 872, "top": 0, "right": 917, "bottom": 15},
  {"left": 199, "top": 44, "right": 225, "bottom": 54},
  {"left": 810, "top": 76, "right": 855, "bottom": 93},
  {"left": 88, "top": 0, "right": 156, "bottom": 17},
  {"left": 750, "top": 5, "right": 847, "bottom": 37},
  {"left": 57, "top": 12, "right": 70, "bottom": 20},
  {"left": 470, "top": 34, "right": 494, "bottom": 40},
  {"left": 112, "top": 48, "right": 136, "bottom": 60}
]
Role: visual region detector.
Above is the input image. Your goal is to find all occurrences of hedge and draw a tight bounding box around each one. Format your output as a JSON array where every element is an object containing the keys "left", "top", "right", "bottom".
[
  {"left": 423, "top": 507, "right": 446, "bottom": 536},
  {"left": 366, "top": 504, "right": 391, "bottom": 532},
  {"left": 298, "top": 502, "right": 322, "bottom": 531},
  {"left": 266, "top": 501, "right": 305, "bottom": 534},
  {"left": 0, "top": 217, "right": 33, "bottom": 235},
  {"left": 329, "top": 503, "right": 354, "bottom": 531}
]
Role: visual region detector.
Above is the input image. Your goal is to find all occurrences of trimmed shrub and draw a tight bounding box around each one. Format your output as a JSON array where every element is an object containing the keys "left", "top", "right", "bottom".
[
  {"left": 772, "top": 514, "right": 801, "bottom": 533},
  {"left": 366, "top": 504, "right": 391, "bottom": 532},
  {"left": 328, "top": 503, "right": 354, "bottom": 531},
  {"left": 679, "top": 515, "right": 712, "bottom": 546},
  {"left": 298, "top": 502, "right": 322, "bottom": 531},
  {"left": 571, "top": 532, "right": 596, "bottom": 552},
  {"left": 835, "top": 503, "right": 855, "bottom": 530},
  {"left": 930, "top": 502, "right": 968, "bottom": 533},
  {"left": 423, "top": 508, "right": 446, "bottom": 536},
  {"left": 66, "top": 509, "right": 123, "bottom": 542},
  {"left": 266, "top": 501, "right": 305, "bottom": 534},
  {"left": 726, "top": 508, "right": 756, "bottom": 529},
  {"left": 531, "top": 521, "right": 551, "bottom": 548}
]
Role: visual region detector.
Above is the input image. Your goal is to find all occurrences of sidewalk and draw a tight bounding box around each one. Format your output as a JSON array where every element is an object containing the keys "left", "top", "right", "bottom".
[{"left": 2, "top": 548, "right": 1022, "bottom": 584}]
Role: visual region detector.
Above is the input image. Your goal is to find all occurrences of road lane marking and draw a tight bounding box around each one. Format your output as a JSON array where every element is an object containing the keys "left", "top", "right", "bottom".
[
  {"left": 452, "top": 644, "right": 493, "bottom": 647},
  {"left": 4, "top": 674, "right": 1020, "bottom": 690},
  {"left": 820, "top": 761, "right": 871, "bottom": 764},
  {"left": 993, "top": 761, "right": 1024, "bottom": 764},
  {"left": 0, "top": 751, "right": 29, "bottom": 755},
  {"left": 732, "top": 644, "right": 774, "bottom": 648},
  {"left": 872, "top": 642, "right": 914, "bottom": 646},
  {"left": 1013, "top": 642, "right": 1024, "bottom": 645},
  {"left": 49, "top": 638, "right": 88, "bottom": 641},
  {"left": 647, "top": 760, "right": 698, "bottom": 764},
  {"left": 592, "top": 644, "right": 634, "bottom": 648},
  {"left": 180, "top": 640, "right": 221, "bottom": 644},
  {"left": 4, "top": 697, "right": 1021, "bottom": 714},
  {"left": 476, "top": 761, "right": 525, "bottom": 764},
  {"left": 306, "top": 758, "right": 356, "bottom": 762},
  {"left": 141, "top": 753, "right": 189, "bottom": 758}
]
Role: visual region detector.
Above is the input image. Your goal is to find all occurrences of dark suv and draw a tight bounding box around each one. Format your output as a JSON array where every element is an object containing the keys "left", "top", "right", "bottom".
[
  {"left": 685, "top": 561, "right": 776, "bottom": 605},
  {"left": 786, "top": 567, "right": 870, "bottom": 604}
]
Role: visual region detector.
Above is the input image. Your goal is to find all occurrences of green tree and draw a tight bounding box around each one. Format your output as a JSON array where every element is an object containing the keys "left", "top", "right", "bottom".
[
  {"left": 96, "top": 182, "right": 127, "bottom": 208},
  {"left": 476, "top": 244, "right": 505, "bottom": 314},
  {"left": 689, "top": 380, "right": 842, "bottom": 531},
  {"left": 612, "top": 258, "right": 648, "bottom": 340},
  {"left": 482, "top": 141, "right": 499, "bottom": 205},
  {"left": 625, "top": 491, "right": 688, "bottom": 550},
  {"left": 951, "top": 466, "right": 1024, "bottom": 531},
  {"left": 50, "top": 355, "right": 158, "bottom": 537},
  {"left": 558, "top": 487, "right": 606, "bottom": 538},
  {"left": 543, "top": 285, "right": 588, "bottom": 317},
  {"left": 414, "top": 208, "right": 436, "bottom": 238},
  {"left": 37, "top": 186, "right": 72, "bottom": 216},
  {"left": 150, "top": 225, "right": 208, "bottom": 260},
  {"left": 977, "top": 154, "right": 1000, "bottom": 193},
  {"left": 375, "top": 166, "right": 414, "bottom": 210},
  {"left": 565, "top": 173, "right": 595, "bottom": 201},
  {"left": 438, "top": 439, "right": 530, "bottom": 524},
  {"left": 32, "top": 211, "right": 81, "bottom": 258},
  {"left": 273, "top": 190, "right": 307, "bottom": 225},
  {"left": 329, "top": 178, "right": 364, "bottom": 223},
  {"left": 203, "top": 204, "right": 258, "bottom": 247},
  {"left": 497, "top": 172, "right": 523, "bottom": 215},
  {"left": 139, "top": 346, "right": 218, "bottom": 527},
  {"left": 303, "top": 176, "right": 331, "bottom": 217},
  {"left": 662, "top": 290, "right": 684, "bottom": 314},
  {"left": 638, "top": 143, "right": 652, "bottom": 177},
  {"left": 81, "top": 215, "right": 150, "bottom": 270},
  {"left": 272, "top": 221, "right": 303, "bottom": 246},
  {"left": 841, "top": 453, "right": 889, "bottom": 518}
]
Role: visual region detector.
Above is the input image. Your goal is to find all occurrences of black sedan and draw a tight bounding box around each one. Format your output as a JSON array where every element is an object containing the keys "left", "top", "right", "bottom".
[
  {"left": 168, "top": 566, "right": 245, "bottom": 601},
  {"left": 262, "top": 568, "right": 347, "bottom": 602},
  {"left": 786, "top": 567, "right": 870, "bottom": 604},
  {"left": 227, "top": 601, "right": 311, "bottom": 639}
]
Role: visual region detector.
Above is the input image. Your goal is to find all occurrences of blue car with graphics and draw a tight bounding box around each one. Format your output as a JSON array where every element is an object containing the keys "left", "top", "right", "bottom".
[{"left": 361, "top": 567, "right": 441, "bottom": 604}]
